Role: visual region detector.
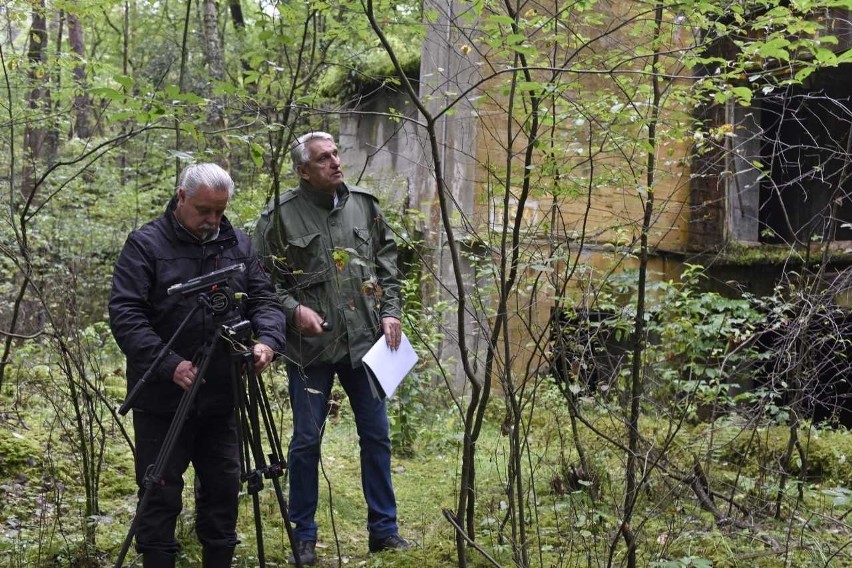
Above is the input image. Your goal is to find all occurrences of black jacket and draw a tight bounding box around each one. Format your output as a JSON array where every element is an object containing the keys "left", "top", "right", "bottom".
[{"left": 109, "top": 198, "right": 285, "bottom": 415}]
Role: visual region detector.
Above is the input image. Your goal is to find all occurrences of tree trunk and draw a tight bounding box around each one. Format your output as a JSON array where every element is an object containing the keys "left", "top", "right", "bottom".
[
  {"left": 227, "top": 0, "right": 255, "bottom": 94},
  {"left": 68, "top": 9, "right": 93, "bottom": 139},
  {"left": 201, "top": 0, "right": 226, "bottom": 82},
  {"left": 21, "top": 0, "right": 52, "bottom": 197},
  {"left": 616, "top": 5, "right": 664, "bottom": 568},
  {"left": 200, "top": 0, "right": 229, "bottom": 166},
  {"left": 228, "top": 0, "right": 245, "bottom": 29}
]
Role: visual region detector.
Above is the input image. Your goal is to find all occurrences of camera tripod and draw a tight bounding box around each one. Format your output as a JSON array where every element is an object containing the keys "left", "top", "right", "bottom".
[{"left": 113, "top": 289, "right": 300, "bottom": 568}]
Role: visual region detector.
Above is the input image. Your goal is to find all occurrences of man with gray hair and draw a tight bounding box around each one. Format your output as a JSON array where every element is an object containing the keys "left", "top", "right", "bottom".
[
  {"left": 254, "top": 132, "right": 409, "bottom": 565},
  {"left": 109, "top": 162, "right": 285, "bottom": 567}
]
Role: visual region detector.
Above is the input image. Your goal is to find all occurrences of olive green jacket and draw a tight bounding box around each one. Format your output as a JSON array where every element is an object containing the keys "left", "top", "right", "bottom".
[{"left": 252, "top": 181, "right": 402, "bottom": 367}]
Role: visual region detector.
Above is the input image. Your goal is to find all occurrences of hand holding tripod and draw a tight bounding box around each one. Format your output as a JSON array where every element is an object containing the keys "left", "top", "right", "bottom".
[{"left": 114, "top": 267, "right": 300, "bottom": 567}]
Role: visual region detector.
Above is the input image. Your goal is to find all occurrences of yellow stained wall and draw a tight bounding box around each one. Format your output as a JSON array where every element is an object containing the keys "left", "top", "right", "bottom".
[{"left": 410, "top": 0, "right": 699, "bottom": 388}]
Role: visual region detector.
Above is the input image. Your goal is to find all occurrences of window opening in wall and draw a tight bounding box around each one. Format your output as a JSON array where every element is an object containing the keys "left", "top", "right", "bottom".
[{"left": 757, "top": 65, "right": 852, "bottom": 245}]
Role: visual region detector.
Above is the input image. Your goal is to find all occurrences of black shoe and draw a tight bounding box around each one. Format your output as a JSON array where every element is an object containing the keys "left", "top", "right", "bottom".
[
  {"left": 288, "top": 540, "right": 317, "bottom": 566},
  {"left": 368, "top": 533, "right": 411, "bottom": 553}
]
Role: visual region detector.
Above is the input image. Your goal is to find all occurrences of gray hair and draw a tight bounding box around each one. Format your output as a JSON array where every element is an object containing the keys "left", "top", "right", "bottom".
[
  {"left": 290, "top": 131, "right": 335, "bottom": 174},
  {"left": 177, "top": 163, "right": 235, "bottom": 198}
]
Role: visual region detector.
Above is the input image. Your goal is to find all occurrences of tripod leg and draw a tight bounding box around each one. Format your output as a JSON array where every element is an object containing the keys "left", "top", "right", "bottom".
[
  {"left": 229, "top": 344, "right": 303, "bottom": 567},
  {"left": 252, "top": 488, "right": 267, "bottom": 566},
  {"left": 247, "top": 367, "right": 303, "bottom": 568},
  {"left": 247, "top": 371, "right": 303, "bottom": 565},
  {"left": 113, "top": 512, "right": 140, "bottom": 568},
  {"left": 231, "top": 358, "right": 266, "bottom": 567},
  {"left": 269, "top": 473, "right": 302, "bottom": 566}
]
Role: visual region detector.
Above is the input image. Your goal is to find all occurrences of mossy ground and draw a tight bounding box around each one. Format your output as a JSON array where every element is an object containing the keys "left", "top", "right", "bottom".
[{"left": 2, "top": 372, "right": 851, "bottom": 567}]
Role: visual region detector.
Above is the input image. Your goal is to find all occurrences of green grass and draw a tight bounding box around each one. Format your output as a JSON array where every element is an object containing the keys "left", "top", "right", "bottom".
[{"left": 224, "top": 399, "right": 488, "bottom": 567}]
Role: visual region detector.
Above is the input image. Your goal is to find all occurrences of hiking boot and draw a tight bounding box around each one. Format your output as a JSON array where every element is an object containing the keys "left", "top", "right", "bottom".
[
  {"left": 368, "top": 533, "right": 411, "bottom": 553},
  {"left": 288, "top": 540, "right": 317, "bottom": 566}
]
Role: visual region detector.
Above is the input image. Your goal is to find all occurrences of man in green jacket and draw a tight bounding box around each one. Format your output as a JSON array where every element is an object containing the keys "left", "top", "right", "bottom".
[{"left": 253, "top": 131, "right": 410, "bottom": 565}]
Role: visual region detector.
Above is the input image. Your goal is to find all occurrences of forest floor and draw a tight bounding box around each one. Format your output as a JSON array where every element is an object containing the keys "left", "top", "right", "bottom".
[{"left": 2, "top": 375, "right": 852, "bottom": 567}]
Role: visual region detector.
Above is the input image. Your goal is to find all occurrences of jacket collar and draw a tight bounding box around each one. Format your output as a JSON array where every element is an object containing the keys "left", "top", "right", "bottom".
[{"left": 298, "top": 180, "right": 349, "bottom": 210}]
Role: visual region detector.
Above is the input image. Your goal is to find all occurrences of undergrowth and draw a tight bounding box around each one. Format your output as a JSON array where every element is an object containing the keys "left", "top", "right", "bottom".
[{"left": 1, "top": 359, "right": 851, "bottom": 567}]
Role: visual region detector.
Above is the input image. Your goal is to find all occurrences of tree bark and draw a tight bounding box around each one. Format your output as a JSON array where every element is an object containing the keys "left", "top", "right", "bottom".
[
  {"left": 201, "top": 0, "right": 226, "bottom": 83},
  {"left": 68, "top": 9, "right": 93, "bottom": 138},
  {"left": 228, "top": 0, "right": 245, "bottom": 29},
  {"left": 227, "top": 0, "right": 255, "bottom": 92},
  {"left": 200, "top": 0, "right": 229, "bottom": 166},
  {"left": 21, "top": 0, "right": 52, "bottom": 197}
]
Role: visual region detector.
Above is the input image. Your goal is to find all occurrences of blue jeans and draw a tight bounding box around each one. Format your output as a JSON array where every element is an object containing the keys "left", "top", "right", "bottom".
[{"left": 287, "top": 361, "right": 399, "bottom": 542}]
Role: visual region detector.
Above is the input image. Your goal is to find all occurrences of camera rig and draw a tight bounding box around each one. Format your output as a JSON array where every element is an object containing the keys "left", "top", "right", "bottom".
[
  {"left": 114, "top": 263, "right": 300, "bottom": 567},
  {"left": 118, "top": 264, "right": 246, "bottom": 416}
]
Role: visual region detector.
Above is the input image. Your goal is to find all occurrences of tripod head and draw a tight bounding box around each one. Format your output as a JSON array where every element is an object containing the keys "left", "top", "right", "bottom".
[{"left": 172, "top": 263, "right": 248, "bottom": 328}]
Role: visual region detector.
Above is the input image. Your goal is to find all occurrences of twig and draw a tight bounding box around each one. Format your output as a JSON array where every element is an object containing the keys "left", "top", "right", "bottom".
[
  {"left": 687, "top": 460, "right": 752, "bottom": 530},
  {"left": 0, "top": 329, "right": 44, "bottom": 339},
  {"left": 442, "top": 508, "right": 503, "bottom": 568}
]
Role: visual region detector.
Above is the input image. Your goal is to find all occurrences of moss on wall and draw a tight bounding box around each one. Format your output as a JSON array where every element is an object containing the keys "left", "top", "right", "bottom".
[{"left": 317, "top": 36, "right": 421, "bottom": 101}]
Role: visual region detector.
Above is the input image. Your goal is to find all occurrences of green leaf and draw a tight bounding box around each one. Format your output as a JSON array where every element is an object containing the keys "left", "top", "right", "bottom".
[
  {"left": 250, "top": 143, "right": 265, "bottom": 168},
  {"left": 756, "top": 37, "right": 791, "bottom": 60},
  {"left": 794, "top": 66, "right": 816, "bottom": 83},
  {"left": 89, "top": 87, "right": 125, "bottom": 101},
  {"left": 821, "top": 487, "right": 852, "bottom": 506},
  {"left": 813, "top": 47, "right": 838, "bottom": 66},
  {"left": 113, "top": 75, "right": 133, "bottom": 90},
  {"left": 213, "top": 83, "right": 240, "bottom": 95},
  {"left": 516, "top": 81, "right": 544, "bottom": 93},
  {"left": 243, "top": 71, "right": 261, "bottom": 85},
  {"left": 487, "top": 14, "right": 516, "bottom": 26},
  {"left": 730, "top": 86, "right": 753, "bottom": 106},
  {"left": 108, "top": 110, "right": 137, "bottom": 122},
  {"left": 176, "top": 91, "right": 207, "bottom": 105}
]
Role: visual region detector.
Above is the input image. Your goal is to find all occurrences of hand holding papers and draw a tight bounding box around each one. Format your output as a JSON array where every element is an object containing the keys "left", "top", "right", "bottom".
[{"left": 362, "top": 332, "right": 418, "bottom": 399}]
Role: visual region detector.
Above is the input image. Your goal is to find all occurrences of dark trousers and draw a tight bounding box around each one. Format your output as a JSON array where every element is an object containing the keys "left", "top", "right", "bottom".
[
  {"left": 132, "top": 410, "right": 240, "bottom": 554},
  {"left": 287, "top": 361, "right": 399, "bottom": 542}
]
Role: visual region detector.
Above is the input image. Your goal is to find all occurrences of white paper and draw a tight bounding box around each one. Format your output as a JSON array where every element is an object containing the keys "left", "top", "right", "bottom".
[{"left": 362, "top": 332, "right": 418, "bottom": 399}]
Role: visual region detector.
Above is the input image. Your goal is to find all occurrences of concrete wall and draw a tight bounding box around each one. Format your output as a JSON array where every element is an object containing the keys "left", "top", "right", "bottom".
[
  {"left": 339, "top": 0, "right": 699, "bottom": 392},
  {"left": 338, "top": 89, "right": 420, "bottom": 212}
]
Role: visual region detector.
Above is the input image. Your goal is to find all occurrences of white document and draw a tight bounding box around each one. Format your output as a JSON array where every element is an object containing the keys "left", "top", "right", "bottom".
[{"left": 362, "top": 332, "right": 418, "bottom": 399}]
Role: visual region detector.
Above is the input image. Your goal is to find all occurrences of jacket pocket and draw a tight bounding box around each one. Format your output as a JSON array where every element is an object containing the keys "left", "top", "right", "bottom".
[
  {"left": 351, "top": 227, "right": 381, "bottom": 328},
  {"left": 350, "top": 227, "right": 376, "bottom": 276},
  {"left": 284, "top": 232, "right": 332, "bottom": 289}
]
